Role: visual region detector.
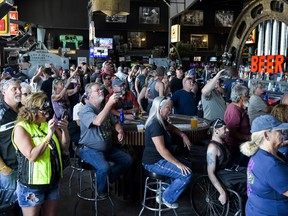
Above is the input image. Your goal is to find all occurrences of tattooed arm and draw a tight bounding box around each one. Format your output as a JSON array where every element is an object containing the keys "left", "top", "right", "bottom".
[{"left": 207, "top": 143, "right": 228, "bottom": 205}]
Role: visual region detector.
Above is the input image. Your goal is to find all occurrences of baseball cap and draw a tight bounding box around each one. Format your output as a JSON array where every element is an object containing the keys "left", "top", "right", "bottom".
[
  {"left": 188, "top": 69, "right": 196, "bottom": 76},
  {"left": 251, "top": 115, "right": 288, "bottom": 133},
  {"left": 112, "top": 79, "right": 124, "bottom": 87}
]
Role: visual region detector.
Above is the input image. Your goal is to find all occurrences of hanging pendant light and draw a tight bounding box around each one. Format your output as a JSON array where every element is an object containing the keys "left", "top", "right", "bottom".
[{"left": 92, "top": 0, "right": 130, "bottom": 16}]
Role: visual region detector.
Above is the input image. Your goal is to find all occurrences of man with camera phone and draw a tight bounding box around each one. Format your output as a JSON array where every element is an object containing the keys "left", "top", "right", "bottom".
[
  {"left": 201, "top": 69, "right": 226, "bottom": 121},
  {"left": 105, "top": 79, "right": 139, "bottom": 121}
]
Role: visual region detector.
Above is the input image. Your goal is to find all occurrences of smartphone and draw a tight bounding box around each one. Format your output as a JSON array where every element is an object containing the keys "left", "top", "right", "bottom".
[
  {"left": 61, "top": 111, "right": 68, "bottom": 120},
  {"left": 115, "top": 92, "right": 123, "bottom": 99},
  {"left": 70, "top": 78, "right": 77, "bottom": 83}
]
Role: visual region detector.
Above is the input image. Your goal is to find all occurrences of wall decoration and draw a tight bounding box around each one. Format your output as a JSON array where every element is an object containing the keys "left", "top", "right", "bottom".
[
  {"left": 246, "top": 29, "right": 256, "bottom": 44},
  {"left": 106, "top": 16, "right": 127, "bottom": 23},
  {"left": 190, "top": 34, "right": 208, "bottom": 48},
  {"left": 139, "top": 7, "right": 160, "bottom": 24},
  {"left": 171, "top": 24, "right": 180, "bottom": 43},
  {"left": 181, "top": 10, "right": 204, "bottom": 26},
  {"left": 215, "top": 10, "right": 234, "bottom": 27},
  {"left": 127, "top": 32, "right": 146, "bottom": 48}
]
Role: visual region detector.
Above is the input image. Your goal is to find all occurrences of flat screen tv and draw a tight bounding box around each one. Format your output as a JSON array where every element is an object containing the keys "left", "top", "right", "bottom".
[
  {"left": 210, "top": 56, "right": 218, "bottom": 62},
  {"left": 94, "top": 47, "right": 109, "bottom": 58},
  {"left": 94, "top": 37, "right": 113, "bottom": 49},
  {"left": 193, "top": 56, "right": 201, "bottom": 61}
]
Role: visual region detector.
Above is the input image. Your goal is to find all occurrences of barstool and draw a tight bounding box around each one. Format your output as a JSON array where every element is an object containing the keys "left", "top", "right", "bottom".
[
  {"left": 139, "top": 171, "right": 178, "bottom": 216},
  {"left": 68, "top": 142, "right": 82, "bottom": 194},
  {"left": 74, "top": 159, "right": 115, "bottom": 216}
]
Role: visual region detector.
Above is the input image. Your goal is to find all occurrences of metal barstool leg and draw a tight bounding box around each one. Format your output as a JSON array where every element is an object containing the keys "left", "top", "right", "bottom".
[
  {"left": 106, "top": 177, "right": 115, "bottom": 216},
  {"left": 69, "top": 169, "right": 75, "bottom": 194},
  {"left": 139, "top": 177, "right": 149, "bottom": 216},
  {"left": 139, "top": 173, "right": 178, "bottom": 216},
  {"left": 94, "top": 172, "right": 98, "bottom": 216}
]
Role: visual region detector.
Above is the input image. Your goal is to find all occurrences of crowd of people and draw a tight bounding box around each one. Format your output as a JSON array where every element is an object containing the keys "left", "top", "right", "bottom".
[{"left": 0, "top": 61, "right": 288, "bottom": 215}]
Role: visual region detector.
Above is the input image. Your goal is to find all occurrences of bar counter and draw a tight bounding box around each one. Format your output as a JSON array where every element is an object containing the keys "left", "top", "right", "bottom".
[{"left": 122, "top": 114, "right": 211, "bottom": 146}]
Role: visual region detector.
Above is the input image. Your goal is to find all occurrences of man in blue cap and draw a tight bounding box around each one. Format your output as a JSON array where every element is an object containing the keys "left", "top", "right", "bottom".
[{"left": 105, "top": 78, "right": 139, "bottom": 120}]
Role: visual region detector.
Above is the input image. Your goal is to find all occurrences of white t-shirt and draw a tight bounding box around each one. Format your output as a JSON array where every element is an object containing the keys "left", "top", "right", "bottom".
[{"left": 73, "top": 102, "right": 84, "bottom": 121}]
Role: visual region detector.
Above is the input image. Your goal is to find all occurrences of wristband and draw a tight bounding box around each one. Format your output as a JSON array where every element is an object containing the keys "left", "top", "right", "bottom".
[
  {"left": 0, "top": 165, "right": 7, "bottom": 171},
  {"left": 43, "top": 139, "right": 50, "bottom": 145}
]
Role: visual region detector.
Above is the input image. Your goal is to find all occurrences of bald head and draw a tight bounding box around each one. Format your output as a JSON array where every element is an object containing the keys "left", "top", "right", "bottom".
[{"left": 282, "top": 94, "right": 288, "bottom": 105}]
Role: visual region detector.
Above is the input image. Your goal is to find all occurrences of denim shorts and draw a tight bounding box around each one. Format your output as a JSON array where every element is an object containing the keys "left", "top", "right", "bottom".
[{"left": 16, "top": 182, "right": 60, "bottom": 207}]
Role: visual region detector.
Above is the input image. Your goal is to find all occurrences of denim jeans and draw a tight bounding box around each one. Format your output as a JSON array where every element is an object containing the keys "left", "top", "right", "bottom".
[
  {"left": 143, "top": 158, "right": 193, "bottom": 204},
  {"left": 0, "top": 169, "right": 17, "bottom": 190},
  {"left": 79, "top": 146, "right": 133, "bottom": 192}
]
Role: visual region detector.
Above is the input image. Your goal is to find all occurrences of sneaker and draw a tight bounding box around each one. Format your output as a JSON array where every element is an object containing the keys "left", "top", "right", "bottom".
[
  {"left": 156, "top": 194, "right": 161, "bottom": 204},
  {"left": 156, "top": 195, "right": 178, "bottom": 209},
  {"left": 162, "top": 197, "right": 179, "bottom": 209}
]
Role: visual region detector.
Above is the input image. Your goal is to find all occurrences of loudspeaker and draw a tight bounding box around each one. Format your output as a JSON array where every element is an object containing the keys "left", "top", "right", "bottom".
[{"left": 0, "top": 0, "right": 14, "bottom": 20}]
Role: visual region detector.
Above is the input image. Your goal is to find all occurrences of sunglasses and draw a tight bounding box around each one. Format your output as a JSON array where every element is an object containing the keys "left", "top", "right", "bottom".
[
  {"left": 39, "top": 108, "right": 51, "bottom": 116},
  {"left": 105, "top": 77, "right": 111, "bottom": 80},
  {"left": 212, "top": 118, "right": 226, "bottom": 129}
]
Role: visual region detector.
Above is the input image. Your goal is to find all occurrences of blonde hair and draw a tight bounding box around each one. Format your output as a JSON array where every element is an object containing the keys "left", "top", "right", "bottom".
[
  {"left": 17, "top": 92, "right": 49, "bottom": 124},
  {"left": 271, "top": 104, "right": 288, "bottom": 122},
  {"left": 240, "top": 130, "right": 265, "bottom": 157}
]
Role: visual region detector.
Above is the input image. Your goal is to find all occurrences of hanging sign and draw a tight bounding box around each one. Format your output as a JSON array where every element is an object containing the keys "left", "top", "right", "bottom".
[
  {"left": 250, "top": 55, "right": 285, "bottom": 73},
  {"left": 0, "top": 14, "right": 9, "bottom": 35},
  {"left": 9, "top": 11, "right": 18, "bottom": 35}
]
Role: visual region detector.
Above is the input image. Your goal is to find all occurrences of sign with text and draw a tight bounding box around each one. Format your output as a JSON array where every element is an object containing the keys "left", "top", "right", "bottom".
[
  {"left": 171, "top": 24, "right": 180, "bottom": 43},
  {"left": 0, "top": 14, "right": 9, "bottom": 35},
  {"left": 250, "top": 55, "right": 285, "bottom": 73},
  {"left": 9, "top": 11, "right": 18, "bottom": 35}
]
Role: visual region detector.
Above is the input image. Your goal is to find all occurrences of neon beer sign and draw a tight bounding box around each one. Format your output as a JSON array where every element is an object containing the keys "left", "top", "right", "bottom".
[{"left": 250, "top": 55, "right": 285, "bottom": 73}]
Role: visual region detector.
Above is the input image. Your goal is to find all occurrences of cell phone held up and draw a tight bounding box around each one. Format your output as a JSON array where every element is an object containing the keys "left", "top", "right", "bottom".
[
  {"left": 115, "top": 92, "right": 123, "bottom": 99},
  {"left": 58, "top": 111, "right": 68, "bottom": 121}
]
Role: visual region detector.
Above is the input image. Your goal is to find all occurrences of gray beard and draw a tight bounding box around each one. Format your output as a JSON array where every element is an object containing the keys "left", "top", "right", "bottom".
[{"left": 95, "top": 96, "right": 104, "bottom": 104}]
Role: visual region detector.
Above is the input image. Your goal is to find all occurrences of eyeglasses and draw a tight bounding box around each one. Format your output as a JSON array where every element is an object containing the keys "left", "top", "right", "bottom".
[
  {"left": 105, "top": 77, "right": 111, "bottom": 80},
  {"left": 91, "top": 88, "right": 103, "bottom": 93}
]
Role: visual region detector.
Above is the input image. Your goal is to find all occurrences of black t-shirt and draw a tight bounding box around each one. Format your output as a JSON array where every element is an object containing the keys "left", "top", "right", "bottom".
[
  {"left": 142, "top": 119, "right": 173, "bottom": 164},
  {"left": 170, "top": 77, "right": 183, "bottom": 95}
]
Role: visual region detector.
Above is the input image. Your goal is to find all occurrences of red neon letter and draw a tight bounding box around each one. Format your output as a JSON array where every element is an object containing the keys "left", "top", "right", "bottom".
[
  {"left": 266, "top": 55, "right": 274, "bottom": 73},
  {"left": 250, "top": 56, "right": 258, "bottom": 72},
  {"left": 258, "top": 56, "right": 267, "bottom": 72},
  {"left": 275, "top": 55, "right": 285, "bottom": 73}
]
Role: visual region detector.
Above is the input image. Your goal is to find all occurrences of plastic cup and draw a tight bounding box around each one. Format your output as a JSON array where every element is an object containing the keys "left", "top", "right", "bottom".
[
  {"left": 137, "top": 124, "right": 144, "bottom": 132},
  {"left": 191, "top": 117, "right": 198, "bottom": 129}
]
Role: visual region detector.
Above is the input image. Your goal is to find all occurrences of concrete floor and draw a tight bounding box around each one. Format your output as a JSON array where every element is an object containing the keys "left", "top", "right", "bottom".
[{"left": 58, "top": 165, "right": 197, "bottom": 216}]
